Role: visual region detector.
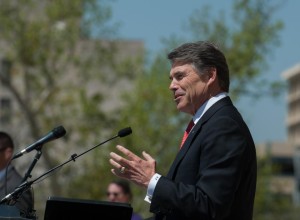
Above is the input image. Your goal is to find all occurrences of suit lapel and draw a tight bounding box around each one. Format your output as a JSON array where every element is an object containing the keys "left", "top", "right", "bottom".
[{"left": 167, "top": 97, "right": 233, "bottom": 179}]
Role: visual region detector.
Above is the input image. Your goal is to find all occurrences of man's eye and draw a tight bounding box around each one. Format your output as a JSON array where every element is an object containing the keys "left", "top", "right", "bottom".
[{"left": 176, "top": 74, "right": 184, "bottom": 80}]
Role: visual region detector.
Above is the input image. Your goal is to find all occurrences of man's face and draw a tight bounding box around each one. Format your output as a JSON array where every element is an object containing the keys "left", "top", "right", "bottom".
[
  {"left": 0, "top": 147, "right": 12, "bottom": 170},
  {"left": 106, "top": 183, "right": 129, "bottom": 203},
  {"left": 169, "top": 63, "right": 209, "bottom": 115}
]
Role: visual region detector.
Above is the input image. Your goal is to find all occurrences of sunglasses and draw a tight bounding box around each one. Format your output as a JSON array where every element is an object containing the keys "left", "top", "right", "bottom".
[
  {"left": 106, "top": 192, "right": 121, "bottom": 197},
  {"left": 0, "top": 147, "right": 8, "bottom": 152}
]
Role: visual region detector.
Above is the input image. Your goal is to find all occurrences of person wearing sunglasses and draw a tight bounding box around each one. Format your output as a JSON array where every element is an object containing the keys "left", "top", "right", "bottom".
[{"left": 107, "top": 180, "right": 143, "bottom": 220}]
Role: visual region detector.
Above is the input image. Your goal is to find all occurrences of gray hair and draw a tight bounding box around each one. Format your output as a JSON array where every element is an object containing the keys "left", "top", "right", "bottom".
[{"left": 167, "top": 41, "right": 230, "bottom": 92}]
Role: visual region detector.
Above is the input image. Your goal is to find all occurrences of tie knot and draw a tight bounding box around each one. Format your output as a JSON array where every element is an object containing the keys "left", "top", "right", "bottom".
[
  {"left": 186, "top": 120, "right": 194, "bottom": 133},
  {"left": 180, "top": 120, "right": 194, "bottom": 149}
]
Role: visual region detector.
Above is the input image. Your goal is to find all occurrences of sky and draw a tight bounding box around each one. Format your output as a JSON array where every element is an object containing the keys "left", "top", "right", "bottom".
[{"left": 109, "top": 0, "right": 300, "bottom": 144}]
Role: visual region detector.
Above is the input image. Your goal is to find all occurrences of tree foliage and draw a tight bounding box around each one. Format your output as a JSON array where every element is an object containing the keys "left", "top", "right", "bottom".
[
  {"left": 0, "top": 0, "right": 293, "bottom": 219},
  {"left": 0, "top": 0, "right": 142, "bottom": 217},
  {"left": 105, "top": 0, "right": 287, "bottom": 218},
  {"left": 178, "top": 0, "right": 284, "bottom": 100}
]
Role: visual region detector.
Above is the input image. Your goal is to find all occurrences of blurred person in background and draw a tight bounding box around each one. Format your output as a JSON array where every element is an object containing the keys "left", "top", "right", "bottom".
[
  {"left": 107, "top": 179, "right": 143, "bottom": 220},
  {"left": 0, "top": 131, "right": 34, "bottom": 218}
]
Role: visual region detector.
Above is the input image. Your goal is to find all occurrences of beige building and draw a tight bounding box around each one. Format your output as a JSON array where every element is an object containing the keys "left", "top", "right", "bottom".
[
  {"left": 282, "top": 63, "right": 300, "bottom": 204},
  {"left": 251, "top": 63, "right": 300, "bottom": 204},
  {"left": 283, "top": 64, "right": 300, "bottom": 145},
  {"left": 256, "top": 141, "right": 294, "bottom": 195}
]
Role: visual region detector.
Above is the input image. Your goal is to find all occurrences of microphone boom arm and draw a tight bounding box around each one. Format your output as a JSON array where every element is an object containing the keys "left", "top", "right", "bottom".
[
  {"left": 22, "top": 148, "right": 43, "bottom": 182},
  {"left": 0, "top": 127, "right": 132, "bottom": 205}
]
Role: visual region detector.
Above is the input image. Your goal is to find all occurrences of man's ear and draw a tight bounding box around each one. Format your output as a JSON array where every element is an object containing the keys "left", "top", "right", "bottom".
[
  {"left": 207, "top": 67, "right": 217, "bottom": 85},
  {"left": 5, "top": 147, "right": 13, "bottom": 160}
]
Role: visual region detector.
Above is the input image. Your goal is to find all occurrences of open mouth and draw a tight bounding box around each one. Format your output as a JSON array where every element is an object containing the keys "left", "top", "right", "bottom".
[
  {"left": 174, "top": 92, "right": 184, "bottom": 99},
  {"left": 174, "top": 94, "right": 183, "bottom": 103}
]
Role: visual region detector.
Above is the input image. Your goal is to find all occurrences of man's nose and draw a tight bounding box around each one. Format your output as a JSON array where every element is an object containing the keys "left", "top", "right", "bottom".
[{"left": 169, "top": 80, "right": 178, "bottom": 91}]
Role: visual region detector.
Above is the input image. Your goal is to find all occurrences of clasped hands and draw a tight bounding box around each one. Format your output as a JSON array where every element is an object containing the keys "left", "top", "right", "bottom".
[{"left": 109, "top": 145, "right": 156, "bottom": 188}]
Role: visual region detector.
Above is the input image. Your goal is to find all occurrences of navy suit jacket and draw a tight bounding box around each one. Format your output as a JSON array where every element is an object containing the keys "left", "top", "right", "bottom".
[{"left": 149, "top": 97, "right": 257, "bottom": 220}]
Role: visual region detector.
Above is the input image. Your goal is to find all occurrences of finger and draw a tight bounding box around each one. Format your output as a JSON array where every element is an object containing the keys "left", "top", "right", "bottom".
[
  {"left": 111, "top": 168, "right": 118, "bottom": 176},
  {"left": 110, "top": 161, "right": 128, "bottom": 176},
  {"left": 142, "top": 151, "right": 155, "bottom": 161},
  {"left": 109, "top": 158, "right": 122, "bottom": 170},
  {"left": 116, "top": 145, "right": 140, "bottom": 160},
  {"left": 111, "top": 168, "right": 131, "bottom": 181},
  {"left": 110, "top": 152, "right": 131, "bottom": 166},
  {"left": 111, "top": 168, "right": 122, "bottom": 177},
  {"left": 109, "top": 153, "right": 135, "bottom": 177},
  {"left": 110, "top": 152, "right": 122, "bottom": 161}
]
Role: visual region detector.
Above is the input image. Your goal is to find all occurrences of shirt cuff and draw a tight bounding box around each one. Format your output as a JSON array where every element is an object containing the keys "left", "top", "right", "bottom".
[{"left": 144, "top": 173, "right": 161, "bottom": 203}]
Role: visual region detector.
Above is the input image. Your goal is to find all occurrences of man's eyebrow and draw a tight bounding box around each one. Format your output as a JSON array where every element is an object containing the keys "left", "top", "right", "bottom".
[{"left": 169, "top": 70, "right": 185, "bottom": 80}]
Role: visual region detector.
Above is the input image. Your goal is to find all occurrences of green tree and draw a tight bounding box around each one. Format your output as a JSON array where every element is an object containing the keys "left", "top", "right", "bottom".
[
  {"left": 0, "top": 0, "right": 143, "bottom": 217},
  {"left": 106, "top": 0, "right": 285, "bottom": 218},
  {"left": 181, "top": 0, "right": 284, "bottom": 99}
]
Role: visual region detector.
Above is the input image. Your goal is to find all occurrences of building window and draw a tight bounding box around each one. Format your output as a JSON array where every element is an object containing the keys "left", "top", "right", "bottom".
[
  {"left": 0, "top": 98, "right": 12, "bottom": 123},
  {"left": 272, "top": 156, "right": 294, "bottom": 176}
]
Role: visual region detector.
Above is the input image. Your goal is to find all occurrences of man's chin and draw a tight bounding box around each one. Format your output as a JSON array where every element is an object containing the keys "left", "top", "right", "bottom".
[
  {"left": 176, "top": 104, "right": 186, "bottom": 113},
  {"left": 176, "top": 105, "right": 193, "bottom": 115}
]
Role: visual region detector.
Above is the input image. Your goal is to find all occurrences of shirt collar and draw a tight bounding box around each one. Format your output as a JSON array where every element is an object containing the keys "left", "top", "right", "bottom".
[
  {"left": 0, "top": 168, "right": 6, "bottom": 180},
  {"left": 193, "top": 92, "right": 228, "bottom": 124}
]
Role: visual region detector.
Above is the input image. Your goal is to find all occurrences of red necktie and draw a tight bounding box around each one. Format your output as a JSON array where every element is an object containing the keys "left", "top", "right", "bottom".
[{"left": 180, "top": 120, "right": 194, "bottom": 149}]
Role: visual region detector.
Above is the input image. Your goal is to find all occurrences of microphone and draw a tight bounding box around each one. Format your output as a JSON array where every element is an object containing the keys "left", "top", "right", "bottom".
[
  {"left": 0, "top": 182, "right": 29, "bottom": 205},
  {"left": 68, "top": 127, "right": 133, "bottom": 161},
  {"left": 118, "top": 127, "right": 132, "bottom": 137},
  {"left": 12, "top": 126, "right": 66, "bottom": 159},
  {"left": 1, "top": 126, "right": 131, "bottom": 205}
]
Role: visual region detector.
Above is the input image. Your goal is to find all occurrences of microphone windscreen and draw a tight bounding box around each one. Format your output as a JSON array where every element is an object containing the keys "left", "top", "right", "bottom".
[
  {"left": 53, "top": 126, "right": 67, "bottom": 138},
  {"left": 118, "top": 127, "right": 132, "bottom": 137}
]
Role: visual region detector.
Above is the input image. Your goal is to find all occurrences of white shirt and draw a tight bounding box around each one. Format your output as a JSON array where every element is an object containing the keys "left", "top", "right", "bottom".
[
  {"left": 0, "top": 169, "right": 6, "bottom": 181},
  {"left": 144, "top": 92, "right": 228, "bottom": 203}
]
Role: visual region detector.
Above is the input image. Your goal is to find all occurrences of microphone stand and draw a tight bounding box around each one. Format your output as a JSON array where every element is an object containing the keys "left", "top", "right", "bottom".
[
  {"left": 0, "top": 149, "right": 43, "bottom": 219},
  {"left": 22, "top": 148, "right": 43, "bottom": 182},
  {"left": 0, "top": 128, "right": 132, "bottom": 205}
]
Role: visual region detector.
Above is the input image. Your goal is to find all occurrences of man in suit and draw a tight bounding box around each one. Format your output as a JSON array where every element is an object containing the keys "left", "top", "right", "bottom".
[
  {"left": 0, "top": 131, "right": 34, "bottom": 218},
  {"left": 109, "top": 41, "right": 257, "bottom": 220}
]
